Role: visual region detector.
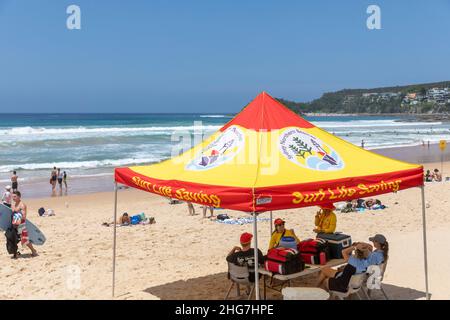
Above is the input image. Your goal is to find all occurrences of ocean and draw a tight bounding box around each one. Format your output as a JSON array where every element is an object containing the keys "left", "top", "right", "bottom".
[{"left": 1, "top": 113, "right": 449, "bottom": 198}]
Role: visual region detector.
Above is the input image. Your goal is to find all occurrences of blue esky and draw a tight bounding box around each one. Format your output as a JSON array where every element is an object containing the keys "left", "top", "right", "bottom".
[{"left": 0, "top": 0, "right": 449, "bottom": 113}]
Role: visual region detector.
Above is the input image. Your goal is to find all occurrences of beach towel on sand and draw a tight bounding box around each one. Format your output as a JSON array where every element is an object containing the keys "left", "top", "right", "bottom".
[{"left": 216, "top": 217, "right": 271, "bottom": 225}]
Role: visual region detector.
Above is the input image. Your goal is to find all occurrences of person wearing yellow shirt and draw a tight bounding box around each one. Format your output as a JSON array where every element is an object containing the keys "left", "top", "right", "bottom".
[
  {"left": 314, "top": 203, "right": 337, "bottom": 234},
  {"left": 268, "top": 218, "right": 300, "bottom": 250}
]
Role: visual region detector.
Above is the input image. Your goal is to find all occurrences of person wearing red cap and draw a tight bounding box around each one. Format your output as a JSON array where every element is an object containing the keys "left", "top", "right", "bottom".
[
  {"left": 268, "top": 218, "right": 300, "bottom": 250},
  {"left": 314, "top": 203, "right": 337, "bottom": 234},
  {"left": 226, "top": 232, "right": 264, "bottom": 283}
]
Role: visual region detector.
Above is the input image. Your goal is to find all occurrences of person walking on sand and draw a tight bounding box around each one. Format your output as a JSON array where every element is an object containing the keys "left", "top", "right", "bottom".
[
  {"left": 187, "top": 202, "right": 195, "bottom": 215},
  {"left": 361, "top": 140, "right": 365, "bottom": 149},
  {"left": 2, "top": 185, "right": 12, "bottom": 208},
  {"left": 202, "top": 205, "right": 214, "bottom": 218},
  {"left": 11, "top": 171, "right": 18, "bottom": 193},
  {"left": 63, "top": 171, "right": 68, "bottom": 192},
  {"left": 50, "top": 167, "right": 57, "bottom": 194},
  {"left": 57, "top": 168, "right": 63, "bottom": 193},
  {"left": 11, "top": 191, "right": 38, "bottom": 258}
]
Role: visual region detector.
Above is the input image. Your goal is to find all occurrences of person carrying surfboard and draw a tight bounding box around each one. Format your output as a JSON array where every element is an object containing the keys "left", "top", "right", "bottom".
[{"left": 11, "top": 191, "right": 38, "bottom": 258}]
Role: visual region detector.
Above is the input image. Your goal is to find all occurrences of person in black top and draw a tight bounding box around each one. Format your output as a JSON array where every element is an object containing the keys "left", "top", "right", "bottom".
[{"left": 226, "top": 232, "right": 264, "bottom": 282}]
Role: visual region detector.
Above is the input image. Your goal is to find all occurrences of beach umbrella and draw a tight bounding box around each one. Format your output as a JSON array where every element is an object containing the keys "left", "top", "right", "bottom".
[{"left": 113, "top": 91, "right": 427, "bottom": 299}]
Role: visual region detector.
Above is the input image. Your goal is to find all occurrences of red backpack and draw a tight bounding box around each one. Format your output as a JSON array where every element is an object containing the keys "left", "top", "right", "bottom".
[
  {"left": 297, "top": 238, "right": 330, "bottom": 265},
  {"left": 264, "top": 247, "right": 305, "bottom": 275}
]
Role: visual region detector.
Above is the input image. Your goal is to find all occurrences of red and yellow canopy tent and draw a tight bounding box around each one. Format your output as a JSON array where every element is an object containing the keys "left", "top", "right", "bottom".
[{"left": 113, "top": 92, "right": 429, "bottom": 299}]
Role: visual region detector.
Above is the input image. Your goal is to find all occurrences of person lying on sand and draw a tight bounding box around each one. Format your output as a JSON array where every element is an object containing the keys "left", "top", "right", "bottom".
[
  {"left": 102, "top": 213, "right": 155, "bottom": 227},
  {"left": 117, "top": 212, "right": 131, "bottom": 225}
]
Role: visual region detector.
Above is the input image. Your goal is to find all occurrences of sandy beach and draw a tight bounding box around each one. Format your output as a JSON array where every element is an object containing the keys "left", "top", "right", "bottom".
[{"left": 0, "top": 159, "right": 448, "bottom": 300}]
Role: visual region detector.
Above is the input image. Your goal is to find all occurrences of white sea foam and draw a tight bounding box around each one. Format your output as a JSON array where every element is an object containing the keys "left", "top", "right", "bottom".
[
  {"left": 0, "top": 157, "right": 162, "bottom": 173},
  {"left": 0, "top": 125, "right": 222, "bottom": 136},
  {"left": 199, "top": 115, "right": 232, "bottom": 118},
  {"left": 313, "top": 120, "right": 443, "bottom": 129}
]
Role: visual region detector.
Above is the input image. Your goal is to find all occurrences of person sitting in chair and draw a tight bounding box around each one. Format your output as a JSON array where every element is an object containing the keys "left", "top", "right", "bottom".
[
  {"left": 226, "top": 232, "right": 264, "bottom": 283},
  {"left": 358, "top": 234, "right": 389, "bottom": 266},
  {"left": 268, "top": 218, "right": 300, "bottom": 250},
  {"left": 316, "top": 243, "right": 370, "bottom": 293},
  {"left": 314, "top": 203, "right": 337, "bottom": 234}
]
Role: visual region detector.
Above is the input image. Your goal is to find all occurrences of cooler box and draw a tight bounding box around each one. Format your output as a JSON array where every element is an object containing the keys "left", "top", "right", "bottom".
[
  {"left": 317, "top": 233, "right": 352, "bottom": 259},
  {"left": 279, "top": 236, "right": 297, "bottom": 249}
]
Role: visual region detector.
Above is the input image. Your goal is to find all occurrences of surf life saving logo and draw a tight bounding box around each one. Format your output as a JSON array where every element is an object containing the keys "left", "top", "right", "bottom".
[
  {"left": 186, "top": 126, "right": 244, "bottom": 171},
  {"left": 279, "top": 128, "right": 344, "bottom": 171}
]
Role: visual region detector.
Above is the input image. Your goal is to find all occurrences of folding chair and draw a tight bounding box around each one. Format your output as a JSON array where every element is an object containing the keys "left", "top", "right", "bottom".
[
  {"left": 364, "top": 262, "right": 389, "bottom": 300},
  {"left": 329, "top": 273, "right": 367, "bottom": 300},
  {"left": 224, "top": 262, "right": 257, "bottom": 300}
]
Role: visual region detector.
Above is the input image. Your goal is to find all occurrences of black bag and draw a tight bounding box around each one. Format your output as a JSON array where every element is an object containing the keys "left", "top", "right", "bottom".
[
  {"left": 38, "top": 207, "right": 45, "bottom": 216},
  {"left": 217, "top": 214, "right": 230, "bottom": 221},
  {"left": 5, "top": 227, "right": 19, "bottom": 255},
  {"left": 264, "top": 248, "right": 305, "bottom": 275}
]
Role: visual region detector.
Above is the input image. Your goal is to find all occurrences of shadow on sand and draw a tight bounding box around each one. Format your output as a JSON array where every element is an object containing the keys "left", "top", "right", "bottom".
[{"left": 143, "top": 272, "right": 429, "bottom": 300}]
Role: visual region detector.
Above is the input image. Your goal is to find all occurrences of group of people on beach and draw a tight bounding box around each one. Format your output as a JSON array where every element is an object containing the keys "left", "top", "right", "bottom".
[
  {"left": 226, "top": 203, "right": 389, "bottom": 296},
  {"left": 424, "top": 169, "right": 442, "bottom": 182},
  {"left": 50, "top": 167, "right": 68, "bottom": 195},
  {"left": 338, "top": 198, "right": 385, "bottom": 212}
]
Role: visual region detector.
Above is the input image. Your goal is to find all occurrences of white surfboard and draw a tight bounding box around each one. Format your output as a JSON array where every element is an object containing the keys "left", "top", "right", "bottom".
[{"left": 0, "top": 204, "right": 46, "bottom": 245}]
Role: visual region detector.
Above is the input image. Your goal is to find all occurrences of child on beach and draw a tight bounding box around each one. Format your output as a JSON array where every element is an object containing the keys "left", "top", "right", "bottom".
[{"left": 2, "top": 185, "right": 12, "bottom": 208}]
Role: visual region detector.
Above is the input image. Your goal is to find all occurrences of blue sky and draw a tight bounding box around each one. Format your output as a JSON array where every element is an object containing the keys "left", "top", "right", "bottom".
[{"left": 0, "top": 0, "right": 449, "bottom": 113}]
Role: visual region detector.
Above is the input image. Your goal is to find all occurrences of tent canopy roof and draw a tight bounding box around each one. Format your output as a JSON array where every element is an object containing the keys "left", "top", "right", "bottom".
[{"left": 115, "top": 92, "right": 423, "bottom": 212}]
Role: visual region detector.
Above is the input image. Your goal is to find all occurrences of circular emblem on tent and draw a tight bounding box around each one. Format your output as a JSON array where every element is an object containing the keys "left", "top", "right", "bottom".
[
  {"left": 186, "top": 126, "right": 244, "bottom": 171},
  {"left": 279, "top": 128, "right": 344, "bottom": 171}
]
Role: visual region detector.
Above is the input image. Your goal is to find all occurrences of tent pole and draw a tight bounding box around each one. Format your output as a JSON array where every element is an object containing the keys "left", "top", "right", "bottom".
[
  {"left": 270, "top": 211, "right": 273, "bottom": 235},
  {"left": 112, "top": 182, "right": 118, "bottom": 297},
  {"left": 420, "top": 185, "right": 430, "bottom": 300},
  {"left": 253, "top": 212, "right": 260, "bottom": 300}
]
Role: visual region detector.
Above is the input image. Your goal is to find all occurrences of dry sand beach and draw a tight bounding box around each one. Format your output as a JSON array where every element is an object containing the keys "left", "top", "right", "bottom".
[{"left": 0, "top": 160, "right": 449, "bottom": 300}]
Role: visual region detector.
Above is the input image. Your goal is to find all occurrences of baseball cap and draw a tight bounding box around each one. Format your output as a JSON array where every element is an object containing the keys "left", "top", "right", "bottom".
[
  {"left": 240, "top": 232, "right": 253, "bottom": 244},
  {"left": 369, "top": 234, "right": 387, "bottom": 244},
  {"left": 5, "top": 185, "right": 11, "bottom": 190},
  {"left": 320, "top": 203, "right": 336, "bottom": 210},
  {"left": 274, "top": 218, "right": 285, "bottom": 226}
]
